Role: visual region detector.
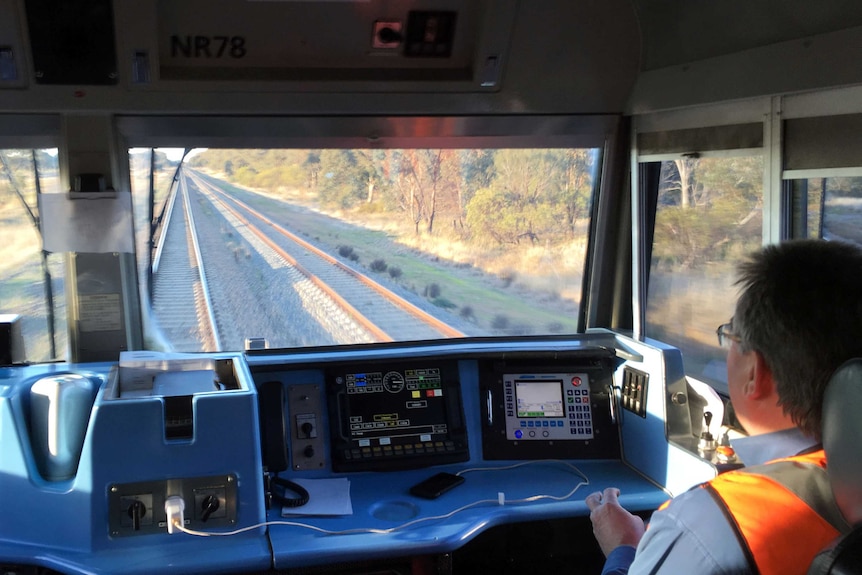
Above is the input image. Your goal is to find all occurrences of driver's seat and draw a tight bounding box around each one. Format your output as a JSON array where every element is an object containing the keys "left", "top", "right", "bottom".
[{"left": 808, "top": 358, "right": 862, "bottom": 574}]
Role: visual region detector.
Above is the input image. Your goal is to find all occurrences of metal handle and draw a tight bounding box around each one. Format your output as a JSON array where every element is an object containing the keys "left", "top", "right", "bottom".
[{"left": 608, "top": 384, "right": 619, "bottom": 425}]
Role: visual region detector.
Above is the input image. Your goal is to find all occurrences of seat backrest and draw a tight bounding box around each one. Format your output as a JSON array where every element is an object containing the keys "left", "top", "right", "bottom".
[{"left": 807, "top": 358, "right": 862, "bottom": 575}]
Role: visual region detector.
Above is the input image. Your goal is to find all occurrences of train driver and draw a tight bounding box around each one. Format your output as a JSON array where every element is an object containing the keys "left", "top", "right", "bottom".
[{"left": 586, "top": 239, "right": 862, "bottom": 574}]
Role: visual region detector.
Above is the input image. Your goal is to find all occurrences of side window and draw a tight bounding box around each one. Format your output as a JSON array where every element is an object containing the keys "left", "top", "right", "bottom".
[
  {"left": 0, "top": 149, "right": 66, "bottom": 362},
  {"left": 789, "top": 176, "right": 862, "bottom": 247},
  {"left": 645, "top": 155, "right": 763, "bottom": 394}
]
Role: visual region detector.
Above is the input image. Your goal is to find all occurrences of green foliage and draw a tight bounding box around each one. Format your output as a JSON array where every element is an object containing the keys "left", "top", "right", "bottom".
[
  {"left": 388, "top": 266, "right": 402, "bottom": 279},
  {"left": 369, "top": 259, "right": 388, "bottom": 272},
  {"left": 318, "top": 150, "right": 381, "bottom": 209},
  {"left": 186, "top": 147, "right": 600, "bottom": 248},
  {"left": 464, "top": 149, "right": 595, "bottom": 245},
  {"left": 653, "top": 156, "right": 764, "bottom": 269},
  {"left": 431, "top": 297, "right": 456, "bottom": 309},
  {"left": 189, "top": 149, "right": 318, "bottom": 194}
]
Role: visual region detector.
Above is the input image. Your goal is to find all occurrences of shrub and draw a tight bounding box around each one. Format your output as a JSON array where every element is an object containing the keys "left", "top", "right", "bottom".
[
  {"left": 491, "top": 314, "right": 510, "bottom": 330},
  {"left": 370, "top": 259, "right": 388, "bottom": 273},
  {"left": 425, "top": 283, "right": 441, "bottom": 298},
  {"left": 338, "top": 245, "right": 354, "bottom": 258},
  {"left": 431, "top": 297, "right": 456, "bottom": 309},
  {"left": 388, "top": 266, "right": 402, "bottom": 279},
  {"left": 459, "top": 306, "right": 474, "bottom": 319}
]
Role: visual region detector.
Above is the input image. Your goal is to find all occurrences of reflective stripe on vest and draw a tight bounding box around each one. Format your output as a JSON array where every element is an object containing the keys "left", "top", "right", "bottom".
[{"left": 703, "top": 449, "right": 849, "bottom": 575}]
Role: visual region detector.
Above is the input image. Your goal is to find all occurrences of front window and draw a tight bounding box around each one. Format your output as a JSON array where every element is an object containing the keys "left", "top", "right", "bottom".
[
  {"left": 130, "top": 147, "right": 601, "bottom": 352},
  {"left": 0, "top": 149, "right": 66, "bottom": 362}
]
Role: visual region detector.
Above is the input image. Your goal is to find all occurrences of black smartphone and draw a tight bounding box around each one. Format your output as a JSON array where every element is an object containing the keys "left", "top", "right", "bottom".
[{"left": 409, "top": 472, "right": 465, "bottom": 499}]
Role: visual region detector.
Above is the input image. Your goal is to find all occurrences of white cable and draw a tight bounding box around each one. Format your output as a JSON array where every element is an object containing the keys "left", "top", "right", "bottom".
[
  {"left": 172, "top": 460, "right": 590, "bottom": 537},
  {"left": 165, "top": 496, "right": 186, "bottom": 535}
]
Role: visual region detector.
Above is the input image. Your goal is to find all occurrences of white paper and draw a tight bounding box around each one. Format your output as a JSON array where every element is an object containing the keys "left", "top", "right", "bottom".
[
  {"left": 281, "top": 478, "right": 353, "bottom": 516},
  {"left": 39, "top": 191, "right": 134, "bottom": 253},
  {"left": 116, "top": 351, "right": 217, "bottom": 397}
]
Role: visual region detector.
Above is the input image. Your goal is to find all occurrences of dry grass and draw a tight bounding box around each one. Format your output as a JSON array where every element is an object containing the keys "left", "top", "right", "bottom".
[{"left": 0, "top": 209, "right": 43, "bottom": 275}]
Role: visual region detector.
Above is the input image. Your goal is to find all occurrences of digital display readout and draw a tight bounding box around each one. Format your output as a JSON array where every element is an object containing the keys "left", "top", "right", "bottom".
[{"left": 515, "top": 379, "right": 565, "bottom": 418}]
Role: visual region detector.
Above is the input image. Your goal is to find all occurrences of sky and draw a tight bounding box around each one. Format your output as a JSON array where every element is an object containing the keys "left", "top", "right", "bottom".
[{"left": 129, "top": 148, "right": 206, "bottom": 162}]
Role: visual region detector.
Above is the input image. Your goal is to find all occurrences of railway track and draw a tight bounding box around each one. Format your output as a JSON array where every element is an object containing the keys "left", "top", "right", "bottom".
[
  {"left": 151, "top": 174, "right": 221, "bottom": 352},
  {"left": 152, "top": 169, "right": 465, "bottom": 351}
]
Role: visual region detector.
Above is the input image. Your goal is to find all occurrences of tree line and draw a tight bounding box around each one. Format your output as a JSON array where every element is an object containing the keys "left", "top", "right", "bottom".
[{"left": 188, "top": 148, "right": 599, "bottom": 247}]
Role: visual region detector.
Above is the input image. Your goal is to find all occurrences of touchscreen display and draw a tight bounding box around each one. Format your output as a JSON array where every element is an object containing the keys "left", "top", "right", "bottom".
[{"left": 515, "top": 379, "right": 565, "bottom": 418}]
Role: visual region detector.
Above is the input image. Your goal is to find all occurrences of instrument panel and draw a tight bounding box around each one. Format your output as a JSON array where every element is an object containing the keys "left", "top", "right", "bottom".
[{"left": 327, "top": 360, "right": 469, "bottom": 471}]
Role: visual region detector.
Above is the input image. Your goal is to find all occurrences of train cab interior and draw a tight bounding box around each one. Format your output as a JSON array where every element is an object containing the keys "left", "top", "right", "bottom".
[{"left": 2, "top": 1, "right": 862, "bottom": 573}]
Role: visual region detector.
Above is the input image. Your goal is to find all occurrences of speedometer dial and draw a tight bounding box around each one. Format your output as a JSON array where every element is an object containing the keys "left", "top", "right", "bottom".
[{"left": 382, "top": 371, "right": 405, "bottom": 393}]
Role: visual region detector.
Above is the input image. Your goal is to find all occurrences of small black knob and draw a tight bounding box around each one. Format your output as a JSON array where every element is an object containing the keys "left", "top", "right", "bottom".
[
  {"left": 127, "top": 500, "right": 146, "bottom": 531},
  {"left": 201, "top": 494, "right": 220, "bottom": 522},
  {"left": 301, "top": 422, "right": 314, "bottom": 436},
  {"left": 701, "top": 411, "right": 714, "bottom": 441},
  {"left": 304, "top": 445, "right": 315, "bottom": 458}
]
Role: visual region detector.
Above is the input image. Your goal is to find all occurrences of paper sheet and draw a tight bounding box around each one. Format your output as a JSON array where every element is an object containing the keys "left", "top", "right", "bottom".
[
  {"left": 281, "top": 478, "right": 353, "bottom": 516},
  {"left": 39, "top": 191, "right": 134, "bottom": 254}
]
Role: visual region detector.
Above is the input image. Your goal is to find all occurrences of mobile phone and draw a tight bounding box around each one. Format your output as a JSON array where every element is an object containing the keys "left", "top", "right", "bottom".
[{"left": 409, "top": 472, "right": 465, "bottom": 499}]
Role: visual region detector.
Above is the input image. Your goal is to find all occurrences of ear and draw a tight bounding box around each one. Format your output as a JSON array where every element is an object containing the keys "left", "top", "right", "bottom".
[{"left": 747, "top": 351, "right": 776, "bottom": 400}]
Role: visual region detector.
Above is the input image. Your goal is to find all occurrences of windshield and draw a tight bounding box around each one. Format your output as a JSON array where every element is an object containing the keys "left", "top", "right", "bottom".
[{"left": 130, "top": 147, "right": 600, "bottom": 352}]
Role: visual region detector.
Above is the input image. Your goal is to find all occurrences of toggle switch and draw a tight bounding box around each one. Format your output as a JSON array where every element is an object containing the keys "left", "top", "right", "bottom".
[
  {"left": 200, "top": 494, "right": 220, "bottom": 522},
  {"left": 128, "top": 500, "right": 146, "bottom": 531},
  {"left": 119, "top": 494, "right": 153, "bottom": 531},
  {"left": 193, "top": 488, "right": 227, "bottom": 522},
  {"left": 296, "top": 414, "right": 317, "bottom": 439}
]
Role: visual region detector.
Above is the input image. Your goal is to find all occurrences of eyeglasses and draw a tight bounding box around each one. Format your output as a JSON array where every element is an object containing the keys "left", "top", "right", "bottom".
[{"left": 716, "top": 322, "right": 742, "bottom": 349}]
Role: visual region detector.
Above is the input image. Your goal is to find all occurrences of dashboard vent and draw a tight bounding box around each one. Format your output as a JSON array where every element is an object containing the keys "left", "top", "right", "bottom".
[{"left": 621, "top": 367, "right": 648, "bottom": 418}]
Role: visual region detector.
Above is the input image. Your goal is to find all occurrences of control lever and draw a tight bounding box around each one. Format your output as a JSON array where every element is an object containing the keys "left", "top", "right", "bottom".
[{"left": 698, "top": 411, "right": 717, "bottom": 458}]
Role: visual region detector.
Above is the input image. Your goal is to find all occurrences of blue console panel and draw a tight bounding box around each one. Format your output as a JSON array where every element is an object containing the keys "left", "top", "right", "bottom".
[{"left": 0, "top": 333, "right": 713, "bottom": 574}]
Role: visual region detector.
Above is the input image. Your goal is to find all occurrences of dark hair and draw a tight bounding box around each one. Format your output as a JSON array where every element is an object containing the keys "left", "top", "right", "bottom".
[{"left": 733, "top": 239, "right": 862, "bottom": 439}]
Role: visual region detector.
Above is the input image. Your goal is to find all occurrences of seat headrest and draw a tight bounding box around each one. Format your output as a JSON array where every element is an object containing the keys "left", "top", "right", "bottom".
[{"left": 822, "top": 358, "right": 862, "bottom": 525}]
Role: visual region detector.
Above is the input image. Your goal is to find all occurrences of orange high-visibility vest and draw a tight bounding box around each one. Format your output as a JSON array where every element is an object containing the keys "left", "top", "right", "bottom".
[{"left": 703, "top": 450, "right": 849, "bottom": 575}]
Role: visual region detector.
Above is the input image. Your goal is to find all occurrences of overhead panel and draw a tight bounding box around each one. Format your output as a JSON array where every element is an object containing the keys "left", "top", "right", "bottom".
[
  {"left": 119, "top": 0, "right": 514, "bottom": 92},
  {"left": 0, "top": 0, "right": 27, "bottom": 87},
  {"left": 24, "top": 0, "right": 118, "bottom": 85}
]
